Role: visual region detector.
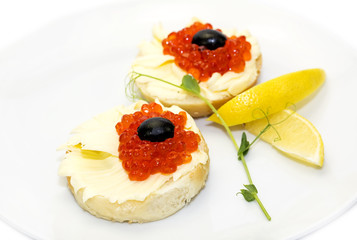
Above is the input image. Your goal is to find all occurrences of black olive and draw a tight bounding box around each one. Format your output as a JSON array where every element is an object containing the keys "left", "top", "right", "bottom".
[
  {"left": 137, "top": 117, "right": 175, "bottom": 142},
  {"left": 192, "top": 29, "right": 227, "bottom": 50}
]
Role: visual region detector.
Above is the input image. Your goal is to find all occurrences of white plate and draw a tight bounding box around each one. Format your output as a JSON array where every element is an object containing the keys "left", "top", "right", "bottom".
[{"left": 1, "top": 0, "right": 357, "bottom": 239}]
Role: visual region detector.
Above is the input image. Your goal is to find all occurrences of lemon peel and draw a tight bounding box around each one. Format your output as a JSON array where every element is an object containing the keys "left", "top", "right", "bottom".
[{"left": 208, "top": 69, "right": 325, "bottom": 126}]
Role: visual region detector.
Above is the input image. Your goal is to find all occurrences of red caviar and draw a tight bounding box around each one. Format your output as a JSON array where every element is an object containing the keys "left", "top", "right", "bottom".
[
  {"left": 162, "top": 22, "right": 252, "bottom": 81},
  {"left": 115, "top": 102, "right": 201, "bottom": 181}
]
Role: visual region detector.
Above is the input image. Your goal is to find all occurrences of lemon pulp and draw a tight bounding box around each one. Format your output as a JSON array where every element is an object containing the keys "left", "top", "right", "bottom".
[{"left": 245, "top": 109, "right": 324, "bottom": 167}]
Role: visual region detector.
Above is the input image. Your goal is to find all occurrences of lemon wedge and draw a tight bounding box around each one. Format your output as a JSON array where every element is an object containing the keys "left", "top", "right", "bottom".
[
  {"left": 208, "top": 69, "right": 325, "bottom": 126},
  {"left": 245, "top": 109, "right": 324, "bottom": 167}
]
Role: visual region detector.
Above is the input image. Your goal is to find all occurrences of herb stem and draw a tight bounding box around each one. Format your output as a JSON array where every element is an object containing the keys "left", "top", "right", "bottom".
[
  {"left": 248, "top": 124, "right": 270, "bottom": 149},
  {"left": 132, "top": 71, "right": 181, "bottom": 89},
  {"left": 197, "top": 95, "right": 239, "bottom": 149},
  {"left": 238, "top": 153, "right": 253, "bottom": 185},
  {"left": 197, "top": 94, "right": 257, "bottom": 185},
  {"left": 197, "top": 95, "right": 256, "bottom": 185},
  {"left": 254, "top": 193, "right": 271, "bottom": 221},
  {"left": 199, "top": 96, "right": 272, "bottom": 220}
]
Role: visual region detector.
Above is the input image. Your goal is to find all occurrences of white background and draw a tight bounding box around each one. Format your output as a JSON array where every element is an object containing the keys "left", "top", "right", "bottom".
[{"left": 0, "top": 0, "right": 356, "bottom": 239}]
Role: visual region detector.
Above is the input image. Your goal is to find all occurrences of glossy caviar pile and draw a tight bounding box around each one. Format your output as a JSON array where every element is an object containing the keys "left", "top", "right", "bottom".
[
  {"left": 162, "top": 22, "right": 252, "bottom": 81},
  {"left": 115, "top": 102, "right": 201, "bottom": 181}
]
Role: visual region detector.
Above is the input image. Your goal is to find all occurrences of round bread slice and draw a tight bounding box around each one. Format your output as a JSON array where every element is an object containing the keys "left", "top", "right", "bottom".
[
  {"left": 59, "top": 101, "right": 209, "bottom": 223},
  {"left": 67, "top": 136, "right": 208, "bottom": 223},
  {"left": 132, "top": 22, "right": 262, "bottom": 118}
]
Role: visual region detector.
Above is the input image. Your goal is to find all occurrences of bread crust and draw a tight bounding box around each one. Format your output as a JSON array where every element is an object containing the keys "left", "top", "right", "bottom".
[
  {"left": 66, "top": 132, "right": 209, "bottom": 223},
  {"left": 138, "top": 54, "right": 262, "bottom": 118}
]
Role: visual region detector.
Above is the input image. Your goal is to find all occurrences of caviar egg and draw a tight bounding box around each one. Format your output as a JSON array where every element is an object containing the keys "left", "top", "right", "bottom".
[
  {"left": 137, "top": 117, "right": 175, "bottom": 142},
  {"left": 192, "top": 29, "right": 227, "bottom": 50}
]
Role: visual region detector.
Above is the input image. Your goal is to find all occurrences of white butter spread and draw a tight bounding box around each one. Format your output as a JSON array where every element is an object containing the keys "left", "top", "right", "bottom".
[{"left": 58, "top": 100, "right": 208, "bottom": 204}]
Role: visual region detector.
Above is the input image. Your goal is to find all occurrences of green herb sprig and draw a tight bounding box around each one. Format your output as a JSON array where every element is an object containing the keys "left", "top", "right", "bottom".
[{"left": 129, "top": 71, "right": 273, "bottom": 220}]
